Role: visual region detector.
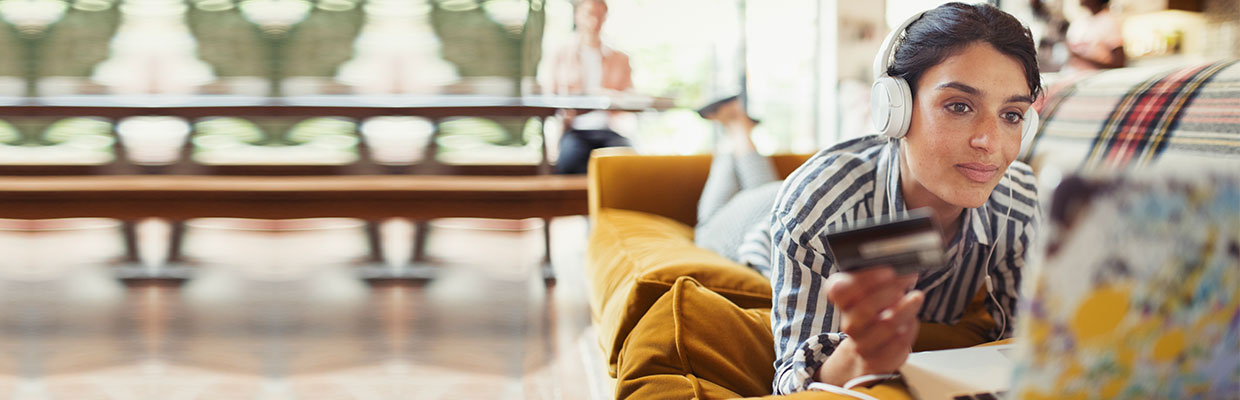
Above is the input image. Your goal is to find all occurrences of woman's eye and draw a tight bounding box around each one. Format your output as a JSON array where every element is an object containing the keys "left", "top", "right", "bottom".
[
  {"left": 1003, "top": 111, "right": 1024, "bottom": 124},
  {"left": 946, "top": 103, "right": 972, "bottom": 113}
]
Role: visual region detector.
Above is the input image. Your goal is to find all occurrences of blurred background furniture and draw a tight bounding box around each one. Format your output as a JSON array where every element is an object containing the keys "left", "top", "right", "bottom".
[{"left": 0, "top": 95, "right": 670, "bottom": 282}]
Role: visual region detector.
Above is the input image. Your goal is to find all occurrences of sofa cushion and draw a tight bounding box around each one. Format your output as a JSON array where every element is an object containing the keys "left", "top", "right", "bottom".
[
  {"left": 613, "top": 277, "right": 1000, "bottom": 399},
  {"left": 588, "top": 208, "right": 773, "bottom": 376},
  {"left": 615, "top": 276, "right": 776, "bottom": 399}
]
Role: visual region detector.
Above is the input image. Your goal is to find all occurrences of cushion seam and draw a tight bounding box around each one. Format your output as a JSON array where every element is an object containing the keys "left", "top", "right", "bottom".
[
  {"left": 685, "top": 373, "right": 704, "bottom": 400},
  {"left": 671, "top": 278, "right": 693, "bottom": 375},
  {"left": 636, "top": 276, "right": 770, "bottom": 300}
]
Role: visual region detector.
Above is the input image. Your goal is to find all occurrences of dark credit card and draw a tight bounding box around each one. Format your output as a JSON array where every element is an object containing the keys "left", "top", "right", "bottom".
[{"left": 824, "top": 209, "right": 944, "bottom": 276}]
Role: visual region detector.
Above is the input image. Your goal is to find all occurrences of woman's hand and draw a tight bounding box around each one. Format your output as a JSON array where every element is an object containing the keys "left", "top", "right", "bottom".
[{"left": 816, "top": 267, "right": 924, "bottom": 386}]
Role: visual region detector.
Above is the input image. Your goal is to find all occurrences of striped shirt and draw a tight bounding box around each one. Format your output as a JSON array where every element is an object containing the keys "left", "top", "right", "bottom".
[{"left": 767, "top": 135, "right": 1039, "bottom": 394}]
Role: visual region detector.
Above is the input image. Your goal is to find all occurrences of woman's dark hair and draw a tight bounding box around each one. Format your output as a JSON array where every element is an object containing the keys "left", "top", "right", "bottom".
[{"left": 888, "top": 2, "right": 1042, "bottom": 101}]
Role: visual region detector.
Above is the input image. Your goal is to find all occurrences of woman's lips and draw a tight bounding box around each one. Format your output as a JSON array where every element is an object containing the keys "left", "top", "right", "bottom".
[{"left": 955, "top": 163, "right": 999, "bottom": 183}]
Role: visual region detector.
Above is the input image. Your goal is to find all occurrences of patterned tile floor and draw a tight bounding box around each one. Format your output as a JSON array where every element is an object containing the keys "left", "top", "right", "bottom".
[{"left": 0, "top": 216, "right": 604, "bottom": 400}]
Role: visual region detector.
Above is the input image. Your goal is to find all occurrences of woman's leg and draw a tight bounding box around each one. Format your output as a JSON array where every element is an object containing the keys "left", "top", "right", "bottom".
[
  {"left": 695, "top": 180, "right": 782, "bottom": 271},
  {"left": 696, "top": 149, "right": 741, "bottom": 227},
  {"left": 696, "top": 126, "right": 780, "bottom": 227},
  {"left": 694, "top": 135, "right": 780, "bottom": 266},
  {"left": 735, "top": 150, "right": 779, "bottom": 190},
  {"left": 693, "top": 97, "right": 782, "bottom": 268}
]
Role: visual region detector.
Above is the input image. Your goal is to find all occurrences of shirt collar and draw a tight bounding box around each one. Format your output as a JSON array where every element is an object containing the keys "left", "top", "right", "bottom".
[{"left": 968, "top": 200, "right": 994, "bottom": 246}]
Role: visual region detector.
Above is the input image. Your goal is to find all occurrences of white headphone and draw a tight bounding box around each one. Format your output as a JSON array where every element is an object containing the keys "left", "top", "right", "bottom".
[
  {"left": 870, "top": 9, "right": 1039, "bottom": 157},
  {"left": 981, "top": 174, "right": 1013, "bottom": 339}
]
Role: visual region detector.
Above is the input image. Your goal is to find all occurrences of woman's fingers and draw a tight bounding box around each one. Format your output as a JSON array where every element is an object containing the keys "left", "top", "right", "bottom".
[
  {"left": 896, "top": 273, "right": 919, "bottom": 291},
  {"left": 829, "top": 267, "right": 926, "bottom": 367},
  {"left": 839, "top": 284, "right": 909, "bottom": 337},
  {"left": 847, "top": 291, "right": 924, "bottom": 359},
  {"left": 893, "top": 291, "right": 925, "bottom": 346},
  {"left": 877, "top": 290, "right": 923, "bottom": 327},
  {"left": 826, "top": 267, "right": 897, "bottom": 309}
]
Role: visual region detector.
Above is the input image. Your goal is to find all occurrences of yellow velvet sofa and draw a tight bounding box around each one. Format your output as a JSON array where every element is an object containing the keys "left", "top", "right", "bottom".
[{"left": 585, "top": 148, "right": 997, "bottom": 399}]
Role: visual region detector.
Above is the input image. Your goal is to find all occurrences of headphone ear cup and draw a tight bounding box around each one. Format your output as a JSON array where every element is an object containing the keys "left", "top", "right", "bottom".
[
  {"left": 871, "top": 76, "right": 914, "bottom": 139},
  {"left": 1018, "top": 107, "right": 1039, "bottom": 159}
]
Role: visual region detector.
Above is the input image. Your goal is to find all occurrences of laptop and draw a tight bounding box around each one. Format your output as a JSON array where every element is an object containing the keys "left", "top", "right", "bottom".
[
  {"left": 900, "top": 170, "right": 1240, "bottom": 400},
  {"left": 901, "top": 344, "right": 1016, "bottom": 400}
]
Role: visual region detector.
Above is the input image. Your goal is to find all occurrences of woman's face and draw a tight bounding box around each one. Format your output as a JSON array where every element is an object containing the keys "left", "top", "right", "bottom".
[
  {"left": 901, "top": 42, "right": 1032, "bottom": 209},
  {"left": 575, "top": 1, "right": 607, "bottom": 37}
]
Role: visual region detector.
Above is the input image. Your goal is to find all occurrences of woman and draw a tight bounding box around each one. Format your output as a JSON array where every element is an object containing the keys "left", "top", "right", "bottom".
[
  {"left": 546, "top": 0, "right": 635, "bottom": 174},
  {"left": 768, "top": 3, "right": 1042, "bottom": 393}
]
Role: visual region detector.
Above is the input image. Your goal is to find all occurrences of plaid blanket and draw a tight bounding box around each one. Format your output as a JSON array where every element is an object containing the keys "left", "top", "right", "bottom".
[{"left": 1029, "top": 60, "right": 1240, "bottom": 172}]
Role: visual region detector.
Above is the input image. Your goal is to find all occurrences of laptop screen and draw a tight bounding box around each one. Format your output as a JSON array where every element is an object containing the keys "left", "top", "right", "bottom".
[{"left": 1008, "top": 171, "right": 1240, "bottom": 399}]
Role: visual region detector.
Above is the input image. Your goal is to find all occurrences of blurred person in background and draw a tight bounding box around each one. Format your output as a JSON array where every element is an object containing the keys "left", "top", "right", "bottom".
[
  {"left": 1062, "top": 0, "right": 1125, "bottom": 74},
  {"left": 546, "top": 0, "right": 635, "bottom": 174},
  {"left": 1030, "top": 0, "right": 1070, "bottom": 72}
]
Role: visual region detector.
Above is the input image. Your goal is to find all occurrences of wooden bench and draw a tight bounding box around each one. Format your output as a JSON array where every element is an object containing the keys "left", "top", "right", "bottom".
[{"left": 0, "top": 174, "right": 587, "bottom": 281}]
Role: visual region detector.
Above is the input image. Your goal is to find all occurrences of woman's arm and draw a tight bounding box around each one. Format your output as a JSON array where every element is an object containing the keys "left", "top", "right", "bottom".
[
  {"left": 770, "top": 211, "right": 923, "bottom": 393},
  {"left": 770, "top": 212, "right": 845, "bottom": 393},
  {"left": 614, "top": 51, "right": 633, "bottom": 91}
]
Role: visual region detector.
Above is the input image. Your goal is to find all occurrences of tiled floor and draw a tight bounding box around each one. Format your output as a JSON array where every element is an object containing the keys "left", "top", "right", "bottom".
[{"left": 0, "top": 216, "right": 606, "bottom": 400}]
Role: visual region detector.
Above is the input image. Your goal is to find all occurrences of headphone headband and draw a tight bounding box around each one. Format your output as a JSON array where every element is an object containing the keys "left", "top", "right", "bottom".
[
  {"left": 872, "top": 10, "right": 929, "bottom": 80},
  {"left": 870, "top": 5, "right": 1040, "bottom": 147}
]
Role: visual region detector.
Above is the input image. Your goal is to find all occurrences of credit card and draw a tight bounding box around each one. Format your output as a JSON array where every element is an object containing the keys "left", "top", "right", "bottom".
[{"left": 824, "top": 209, "right": 945, "bottom": 276}]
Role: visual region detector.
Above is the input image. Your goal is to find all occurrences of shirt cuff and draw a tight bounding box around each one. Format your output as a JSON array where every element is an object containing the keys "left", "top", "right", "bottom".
[{"left": 776, "top": 333, "right": 844, "bottom": 394}]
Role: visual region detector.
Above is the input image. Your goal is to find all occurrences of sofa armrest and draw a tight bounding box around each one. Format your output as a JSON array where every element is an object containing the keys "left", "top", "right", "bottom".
[
  {"left": 588, "top": 148, "right": 713, "bottom": 227},
  {"left": 587, "top": 148, "right": 813, "bottom": 227}
]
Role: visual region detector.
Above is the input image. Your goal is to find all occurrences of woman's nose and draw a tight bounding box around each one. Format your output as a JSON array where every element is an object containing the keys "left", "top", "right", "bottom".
[{"left": 969, "top": 116, "right": 1002, "bottom": 152}]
